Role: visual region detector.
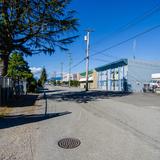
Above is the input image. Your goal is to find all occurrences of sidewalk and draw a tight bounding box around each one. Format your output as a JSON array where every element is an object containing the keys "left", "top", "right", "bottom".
[{"left": 0, "top": 93, "right": 43, "bottom": 160}]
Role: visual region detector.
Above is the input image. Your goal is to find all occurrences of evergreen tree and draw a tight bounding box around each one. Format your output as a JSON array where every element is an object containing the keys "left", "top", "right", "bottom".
[
  {"left": 7, "top": 52, "right": 33, "bottom": 79},
  {"left": 0, "top": 0, "right": 78, "bottom": 75},
  {"left": 39, "top": 67, "right": 47, "bottom": 86}
]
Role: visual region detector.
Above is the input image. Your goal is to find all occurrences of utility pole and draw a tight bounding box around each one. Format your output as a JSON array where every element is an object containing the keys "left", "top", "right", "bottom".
[
  {"left": 84, "top": 29, "right": 93, "bottom": 91},
  {"left": 61, "top": 62, "right": 63, "bottom": 82},
  {"left": 133, "top": 39, "right": 136, "bottom": 60},
  {"left": 53, "top": 71, "right": 56, "bottom": 79},
  {"left": 68, "top": 53, "right": 72, "bottom": 88}
]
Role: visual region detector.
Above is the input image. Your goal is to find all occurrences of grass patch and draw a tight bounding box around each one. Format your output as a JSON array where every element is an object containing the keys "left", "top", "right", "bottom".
[{"left": 0, "top": 107, "right": 12, "bottom": 118}]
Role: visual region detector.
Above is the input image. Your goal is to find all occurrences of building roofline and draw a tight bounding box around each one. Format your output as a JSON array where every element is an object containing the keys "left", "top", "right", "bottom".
[
  {"left": 80, "top": 70, "right": 93, "bottom": 76},
  {"left": 95, "top": 58, "right": 128, "bottom": 72}
]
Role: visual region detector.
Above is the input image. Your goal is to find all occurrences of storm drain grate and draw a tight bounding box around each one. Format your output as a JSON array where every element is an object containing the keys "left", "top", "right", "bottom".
[{"left": 58, "top": 138, "right": 81, "bottom": 149}]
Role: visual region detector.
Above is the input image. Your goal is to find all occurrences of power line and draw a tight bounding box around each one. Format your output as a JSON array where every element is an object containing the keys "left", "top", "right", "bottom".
[
  {"left": 91, "top": 24, "right": 160, "bottom": 58},
  {"left": 62, "top": 13, "right": 160, "bottom": 73},
  {"left": 112, "top": 4, "right": 160, "bottom": 34},
  {"left": 66, "top": 23, "right": 160, "bottom": 72},
  {"left": 64, "top": 22, "right": 160, "bottom": 73},
  {"left": 152, "top": 0, "right": 159, "bottom": 5},
  {"left": 62, "top": 56, "right": 86, "bottom": 74},
  {"left": 92, "top": 3, "right": 160, "bottom": 48},
  {"left": 70, "top": 58, "right": 86, "bottom": 70},
  {"left": 100, "top": 52, "right": 119, "bottom": 60},
  {"left": 91, "top": 58, "right": 112, "bottom": 63},
  {"left": 64, "top": 4, "right": 160, "bottom": 72}
]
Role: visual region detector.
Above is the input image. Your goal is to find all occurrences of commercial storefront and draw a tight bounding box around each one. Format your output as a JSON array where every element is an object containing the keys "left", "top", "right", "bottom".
[
  {"left": 95, "top": 59, "right": 160, "bottom": 92},
  {"left": 79, "top": 70, "right": 97, "bottom": 89},
  {"left": 95, "top": 59, "right": 128, "bottom": 91}
]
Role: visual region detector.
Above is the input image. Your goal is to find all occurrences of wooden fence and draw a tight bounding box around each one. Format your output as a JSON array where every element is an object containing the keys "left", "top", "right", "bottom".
[
  {"left": 0, "top": 76, "right": 13, "bottom": 106},
  {"left": 0, "top": 76, "right": 27, "bottom": 106}
]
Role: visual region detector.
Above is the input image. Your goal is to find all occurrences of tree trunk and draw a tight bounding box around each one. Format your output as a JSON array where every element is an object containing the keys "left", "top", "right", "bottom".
[{"left": 1, "top": 54, "right": 9, "bottom": 76}]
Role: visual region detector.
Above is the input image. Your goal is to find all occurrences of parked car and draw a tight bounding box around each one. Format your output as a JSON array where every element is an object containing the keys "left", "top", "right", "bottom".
[{"left": 149, "top": 80, "right": 160, "bottom": 92}]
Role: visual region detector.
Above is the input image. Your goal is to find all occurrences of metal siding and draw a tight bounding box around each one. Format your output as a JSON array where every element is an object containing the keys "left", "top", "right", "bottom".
[
  {"left": 118, "top": 67, "right": 121, "bottom": 91},
  {"left": 96, "top": 59, "right": 160, "bottom": 92},
  {"left": 128, "top": 60, "right": 160, "bottom": 92},
  {"left": 97, "top": 65, "right": 128, "bottom": 91},
  {"left": 97, "top": 71, "right": 107, "bottom": 90}
]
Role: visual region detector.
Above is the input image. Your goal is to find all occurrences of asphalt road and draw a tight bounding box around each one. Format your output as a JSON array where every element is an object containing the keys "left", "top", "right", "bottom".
[
  {"left": 34, "top": 86, "right": 160, "bottom": 160},
  {"left": 1, "top": 86, "right": 160, "bottom": 160}
]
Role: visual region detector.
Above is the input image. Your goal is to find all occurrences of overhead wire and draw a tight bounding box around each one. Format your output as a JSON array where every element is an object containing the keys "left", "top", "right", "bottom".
[
  {"left": 98, "top": 52, "right": 120, "bottom": 60},
  {"left": 66, "top": 23, "right": 160, "bottom": 73},
  {"left": 91, "top": 3, "right": 160, "bottom": 48},
  {"left": 70, "top": 58, "right": 86, "bottom": 70},
  {"left": 90, "top": 24, "right": 160, "bottom": 58},
  {"left": 69, "top": 23, "right": 160, "bottom": 73},
  {"left": 91, "top": 58, "right": 112, "bottom": 63},
  {"left": 65, "top": 3, "right": 160, "bottom": 72}
]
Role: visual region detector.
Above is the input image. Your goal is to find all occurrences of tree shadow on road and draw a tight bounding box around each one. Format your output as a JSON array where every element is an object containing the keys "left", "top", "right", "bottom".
[
  {"left": 47, "top": 90, "right": 132, "bottom": 103},
  {"left": 0, "top": 111, "right": 72, "bottom": 129},
  {"left": 37, "top": 89, "right": 65, "bottom": 93}
]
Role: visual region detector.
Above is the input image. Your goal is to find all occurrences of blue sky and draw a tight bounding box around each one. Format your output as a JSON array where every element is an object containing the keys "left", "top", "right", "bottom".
[{"left": 26, "top": 0, "right": 160, "bottom": 77}]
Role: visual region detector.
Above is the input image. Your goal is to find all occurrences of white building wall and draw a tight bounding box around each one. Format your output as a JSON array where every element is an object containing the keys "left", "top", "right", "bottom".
[{"left": 62, "top": 73, "right": 78, "bottom": 82}]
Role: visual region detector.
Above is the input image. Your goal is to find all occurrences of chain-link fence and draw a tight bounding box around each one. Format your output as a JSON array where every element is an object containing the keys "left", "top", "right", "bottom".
[{"left": 0, "top": 76, "right": 27, "bottom": 106}]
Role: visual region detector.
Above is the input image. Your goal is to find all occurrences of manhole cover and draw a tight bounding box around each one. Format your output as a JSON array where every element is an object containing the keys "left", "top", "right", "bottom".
[{"left": 58, "top": 138, "right": 81, "bottom": 149}]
